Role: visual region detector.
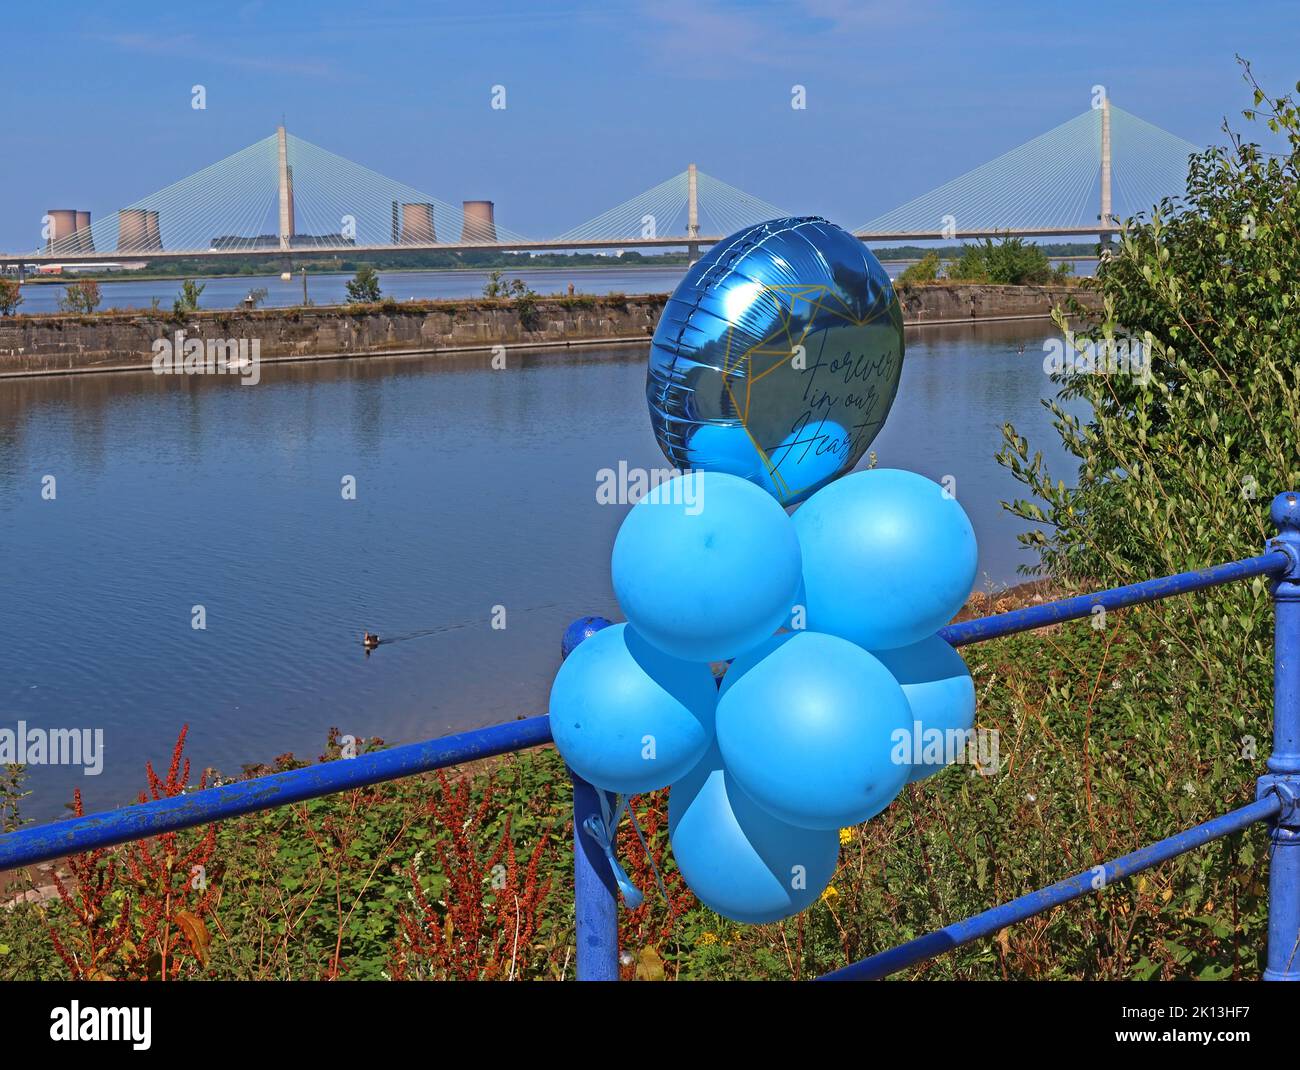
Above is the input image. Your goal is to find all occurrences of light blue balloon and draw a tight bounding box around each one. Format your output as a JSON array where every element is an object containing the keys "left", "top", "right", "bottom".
[
  {"left": 668, "top": 746, "right": 839, "bottom": 924},
  {"left": 549, "top": 623, "right": 716, "bottom": 794},
  {"left": 686, "top": 420, "right": 849, "bottom": 503},
  {"left": 760, "top": 420, "right": 850, "bottom": 502},
  {"left": 717, "top": 631, "right": 911, "bottom": 829},
  {"left": 792, "top": 468, "right": 977, "bottom": 650},
  {"left": 785, "top": 576, "right": 807, "bottom": 632},
  {"left": 684, "top": 424, "right": 771, "bottom": 486},
  {"left": 872, "top": 634, "right": 977, "bottom": 782},
  {"left": 611, "top": 471, "right": 802, "bottom": 662}
]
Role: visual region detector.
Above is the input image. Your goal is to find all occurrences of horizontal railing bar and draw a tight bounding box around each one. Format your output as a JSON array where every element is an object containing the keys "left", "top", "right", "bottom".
[
  {"left": 0, "top": 715, "right": 554, "bottom": 873},
  {"left": 940, "top": 550, "right": 1291, "bottom": 647},
  {"left": 817, "top": 794, "right": 1282, "bottom": 981}
]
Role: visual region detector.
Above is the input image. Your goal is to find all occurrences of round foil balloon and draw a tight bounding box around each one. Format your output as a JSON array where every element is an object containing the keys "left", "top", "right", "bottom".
[{"left": 647, "top": 217, "right": 904, "bottom": 506}]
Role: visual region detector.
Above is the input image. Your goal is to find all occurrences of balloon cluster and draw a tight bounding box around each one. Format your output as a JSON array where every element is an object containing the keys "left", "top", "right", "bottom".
[{"left": 550, "top": 467, "right": 979, "bottom": 924}]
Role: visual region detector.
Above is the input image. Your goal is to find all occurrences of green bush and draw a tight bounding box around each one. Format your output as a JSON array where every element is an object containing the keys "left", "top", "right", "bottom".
[
  {"left": 948, "top": 236, "right": 1057, "bottom": 284},
  {"left": 0, "top": 277, "right": 22, "bottom": 316},
  {"left": 172, "top": 278, "right": 206, "bottom": 315},
  {"left": 983, "top": 60, "right": 1299, "bottom": 978},
  {"left": 346, "top": 265, "right": 382, "bottom": 304},
  {"left": 897, "top": 251, "right": 942, "bottom": 285},
  {"left": 59, "top": 280, "right": 102, "bottom": 314},
  {"left": 999, "top": 60, "right": 1300, "bottom": 587}
]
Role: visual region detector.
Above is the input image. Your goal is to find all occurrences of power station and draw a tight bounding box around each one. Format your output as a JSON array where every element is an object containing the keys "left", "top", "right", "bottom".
[{"left": 37, "top": 123, "right": 502, "bottom": 262}]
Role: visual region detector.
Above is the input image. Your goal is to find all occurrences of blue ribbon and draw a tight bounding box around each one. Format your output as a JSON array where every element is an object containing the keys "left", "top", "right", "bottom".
[
  {"left": 582, "top": 792, "right": 644, "bottom": 908},
  {"left": 580, "top": 792, "right": 674, "bottom": 912},
  {"left": 625, "top": 802, "right": 671, "bottom": 907}
]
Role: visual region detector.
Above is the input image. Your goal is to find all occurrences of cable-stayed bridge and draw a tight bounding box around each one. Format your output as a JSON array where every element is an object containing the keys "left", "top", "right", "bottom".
[
  {"left": 5, "top": 100, "right": 1200, "bottom": 271},
  {"left": 853, "top": 101, "right": 1197, "bottom": 241}
]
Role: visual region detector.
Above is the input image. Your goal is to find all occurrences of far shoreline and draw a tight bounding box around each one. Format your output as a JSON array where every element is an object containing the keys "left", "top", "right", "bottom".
[{"left": 0, "top": 282, "right": 1099, "bottom": 381}]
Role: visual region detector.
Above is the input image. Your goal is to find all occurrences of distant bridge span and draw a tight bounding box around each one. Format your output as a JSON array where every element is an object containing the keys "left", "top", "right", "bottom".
[
  {"left": 0, "top": 226, "right": 1125, "bottom": 270},
  {"left": 1, "top": 100, "right": 1189, "bottom": 272}
]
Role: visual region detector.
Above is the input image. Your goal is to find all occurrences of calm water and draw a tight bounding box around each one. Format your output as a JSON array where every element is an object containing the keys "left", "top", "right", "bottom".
[
  {"left": 13, "top": 259, "right": 1099, "bottom": 313},
  {"left": 0, "top": 319, "right": 1078, "bottom": 818}
]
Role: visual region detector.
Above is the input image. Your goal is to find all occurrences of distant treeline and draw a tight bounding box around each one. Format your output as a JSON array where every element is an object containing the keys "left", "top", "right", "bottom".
[
  {"left": 32, "top": 241, "right": 1102, "bottom": 284},
  {"left": 869, "top": 241, "right": 1102, "bottom": 260},
  {"left": 58, "top": 248, "right": 693, "bottom": 281}
]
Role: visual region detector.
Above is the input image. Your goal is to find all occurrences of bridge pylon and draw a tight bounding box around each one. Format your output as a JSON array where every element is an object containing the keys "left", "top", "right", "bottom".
[
  {"left": 1100, "top": 97, "right": 1113, "bottom": 248},
  {"left": 687, "top": 162, "right": 700, "bottom": 263},
  {"left": 277, "top": 124, "right": 295, "bottom": 251}
]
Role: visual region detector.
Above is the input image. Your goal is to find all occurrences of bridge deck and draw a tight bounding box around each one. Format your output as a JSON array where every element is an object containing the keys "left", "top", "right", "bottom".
[{"left": 1, "top": 227, "right": 1121, "bottom": 268}]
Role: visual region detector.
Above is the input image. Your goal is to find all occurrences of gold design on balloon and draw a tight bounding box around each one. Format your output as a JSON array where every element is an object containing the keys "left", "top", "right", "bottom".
[{"left": 718, "top": 282, "right": 897, "bottom": 501}]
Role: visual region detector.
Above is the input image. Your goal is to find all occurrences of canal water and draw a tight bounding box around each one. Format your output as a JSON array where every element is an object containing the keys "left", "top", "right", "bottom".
[
  {"left": 12, "top": 259, "right": 1099, "bottom": 314},
  {"left": 0, "top": 318, "right": 1079, "bottom": 819}
]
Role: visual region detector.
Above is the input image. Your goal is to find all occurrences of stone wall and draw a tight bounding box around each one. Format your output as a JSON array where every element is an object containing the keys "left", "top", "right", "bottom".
[
  {"left": 895, "top": 282, "right": 1100, "bottom": 323},
  {"left": 0, "top": 295, "right": 667, "bottom": 376},
  {"left": 0, "top": 285, "right": 1100, "bottom": 377}
]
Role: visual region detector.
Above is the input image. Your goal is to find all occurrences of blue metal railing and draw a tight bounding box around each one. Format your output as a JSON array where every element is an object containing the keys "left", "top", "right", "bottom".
[{"left": 3, "top": 491, "right": 1299, "bottom": 982}]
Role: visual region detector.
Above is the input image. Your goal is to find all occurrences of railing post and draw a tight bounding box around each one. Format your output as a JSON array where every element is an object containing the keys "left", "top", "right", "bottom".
[
  {"left": 569, "top": 768, "right": 620, "bottom": 980},
  {"left": 1263, "top": 491, "right": 1300, "bottom": 980}
]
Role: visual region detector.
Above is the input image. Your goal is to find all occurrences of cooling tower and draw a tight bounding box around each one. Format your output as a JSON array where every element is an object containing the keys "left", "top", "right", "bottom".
[
  {"left": 45, "top": 209, "right": 79, "bottom": 253},
  {"left": 118, "top": 208, "right": 162, "bottom": 251},
  {"left": 460, "top": 200, "right": 496, "bottom": 243},
  {"left": 400, "top": 202, "right": 436, "bottom": 244},
  {"left": 75, "top": 211, "right": 94, "bottom": 253},
  {"left": 118, "top": 209, "right": 148, "bottom": 250}
]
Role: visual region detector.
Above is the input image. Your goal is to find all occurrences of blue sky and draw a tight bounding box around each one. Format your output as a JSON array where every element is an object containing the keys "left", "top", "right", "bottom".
[{"left": 2, "top": 0, "right": 1298, "bottom": 250}]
